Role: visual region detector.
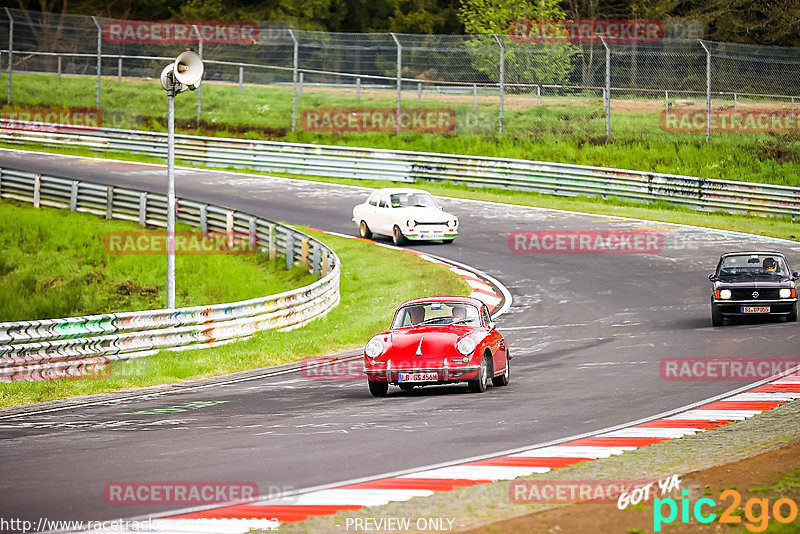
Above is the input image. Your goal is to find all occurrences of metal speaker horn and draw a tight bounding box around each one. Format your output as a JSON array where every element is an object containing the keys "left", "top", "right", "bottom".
[
  {"left": 174, "top": 51, "right": 204, "bottom": 90},
  {"left": 160, "top": 64, "right": 188, "bottom": 93}
]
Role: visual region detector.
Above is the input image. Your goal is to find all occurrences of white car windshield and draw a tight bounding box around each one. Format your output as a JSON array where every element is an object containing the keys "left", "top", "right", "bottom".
[
  {"left": 389, "top": 192, "right": 438, "bottom": 209},
  {"left": 392, "top": 302, "right": 481, "bottom": 328}
]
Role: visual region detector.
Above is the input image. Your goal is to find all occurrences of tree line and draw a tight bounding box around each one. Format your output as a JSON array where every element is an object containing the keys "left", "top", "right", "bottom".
[{"left": 14, "top": 0, "right": 800, "bottom": 46}]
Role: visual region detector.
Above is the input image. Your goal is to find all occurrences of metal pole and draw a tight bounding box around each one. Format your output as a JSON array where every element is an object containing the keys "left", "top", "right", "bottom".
[
  {"left": 356, "top": 76, "right": 361, "bottom": 103},
  {"left": 92, "top": 16, "right": 101, "bottom": 110},
  {"left": 390, "top": 32, "right": 402, "bottom": 134},
  {"left": 733, "top": 93, "right": 737, "bottom": 118},
  {"left": 193, "top": 24, "right": 203, "bottom": 122},
  {"left": 665, "top": 90, "right": 668, "bottom": 114},
  {"left": 166, "top": 85, "right": 176, "bottom": 309},
  {"left": 604, "top": 36, "right": 611, "bottom": 126},
  {"left": 5, "top": 8, "right": 12, "bottom": 104},
  {"left": 473, "top": 84, "right": 477, "bottom": 111},
  {"left": 699, "top": 40, "right": 711, "bottom": 142},
  {"left": 792, "top": 97, "right": 795, "bottom": 119},
  {"left": 537, "top": 84, "right": 541, "bottom": 106},
  {"left": 288, "top": 29, "right": 298, "bottom": 132},
  {"left": 238, "top": 66, "right": 243, "bottom": 93},
  {"left": 299, "top": 72, "right": 303, "bottom": 100},
  {"left": 417, "top": 82, "right": 422, "bottom": 107},
  {"left": 57, "top": 56, "right": 61, "bottom": 80},
  {"left": 117, "top": 57, "right": 122, "bottom": 85},
  {"left": 494, "top": 35, "right": 504, "bottom": 136}
]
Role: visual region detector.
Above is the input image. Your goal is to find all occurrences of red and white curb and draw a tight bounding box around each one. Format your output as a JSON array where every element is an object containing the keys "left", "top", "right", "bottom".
[
  {"left": 312, "top": 230, "right": 511, "bottom": 316},
  {"left": 70, "top": 371, "right": 800, "bottom": 533}
]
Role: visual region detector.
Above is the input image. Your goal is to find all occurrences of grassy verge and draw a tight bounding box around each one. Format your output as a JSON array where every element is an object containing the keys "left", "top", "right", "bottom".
[
  {"left": 3, "top": 71, "right": 800, "bottom": 186},
  {"left": 0, "top": 200, "right": 314, "bottom": 321},
  {"left": 0, "top": 230, "right": 471, "bottom": 407}
]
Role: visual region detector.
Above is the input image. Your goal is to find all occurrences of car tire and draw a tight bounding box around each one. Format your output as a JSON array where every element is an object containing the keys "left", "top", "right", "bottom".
[
  {"left": 359, "top": 221, "right": 373, "bottom": 239},
  {"left": 491, "top": 355, "right": 510, "bottom": 387},
  {"left": 399, "top": 383, "right": 415, "bottom": 391},
  {"left": 468, "top": 355, "right": 490, "bottom": 393},
  {"left": 368, "top": 380, "right": 388, "bottom": 397},
  {"left": 788, "top": 303, "right": 798, "bottom": 323},
  {"left": 392, "top": 225, "right": 407, "bottom": 246},
  {"left": 711, "top": 304, "right": 723, "bottom": 327}
]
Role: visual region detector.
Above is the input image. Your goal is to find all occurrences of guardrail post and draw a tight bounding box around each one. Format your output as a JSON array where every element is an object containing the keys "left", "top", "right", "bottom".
[
  {"left": 70, "top": 182, "right": 78, "bottom": 211},
  {"left": 321, "top": 249, "right": 329, "bottom": 276},
  {"left": 417, "top": 82, "right": 422, "bottom": 107},
  {"left": 792, "top": 97, "right": 795, "bottom": 119},
  {"left": 312, "top": 242, "right": 320, "bottom": 275},
  {"left": 138, "top": 192, "right": 147, "bottom": 225},
  {"left": 665, "top": 90, "right": 669, "bottom": 114},
  {"left": 118, "top": 57, "right": 122, "bottom": 85},
  {"left": 493, "top": 35, "right": 504, "bottom": 136},
  {"left": 92, "top": 16, "right": 102, "bottom": 110},
  {"left": 288, "top": 29, "right": 298, "bottom": 132},
  {"left": 238, "top": 66, "right": 243, "bottom": 93},
  {"left": 33, "top": 174, "right": 41, "bottom": 208},
  {"left": 226, "top": 210, "right": 234, "bottom": 248},
  {"left": 106, "top": 186, "right": 113, "bottom": 219},
  {"left": 699, "top": 40, "right": 711, "bottom": 142},
  {"left": 390, "top": 32, "right": 402, "bottom": 135},
  {"left": 4, "top": 7, "right": 13, "bottom": 104},
  {"left": 268, "top": 223, "right": 276, "bottom": 259},
  {"left": 301, "top": 237, "right": 309, "bottom": 270},
  {"left": 285, "top": 232, "right": 294, "bottom": 270},
  {"left": 356, "top": 76, "right": 361, "bottom": 102},
  {"left": 248, "top": 216, "right": 257, "bottom": 250},
  {"left": 199, "top": 204, "right": 208, "bottom": 236},
  {"left": 57, "top": 56, "right": 61, "bottom": 81}
]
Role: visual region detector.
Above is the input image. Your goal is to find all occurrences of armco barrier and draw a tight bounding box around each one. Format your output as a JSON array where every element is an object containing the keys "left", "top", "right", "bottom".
[
  {"left": 1, "top": 120, "right": 799, "bottom": 218},
  {"left": 0, "top": 166, "right": 340, "bottom": 381}
]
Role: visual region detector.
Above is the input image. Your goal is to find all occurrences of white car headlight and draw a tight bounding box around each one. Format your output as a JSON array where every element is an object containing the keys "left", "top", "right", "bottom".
[
  {"left": 407, "top": 220, "right": 416, "bottom": 228},
  {"left": 448, "top": 219, "right": 457, "bottom": 228},
  {"left": 719, "top": 289, "right": 732, "bottom": 300},
  {"left": 365, "top": 339, "right": 384, "bottom": 358},
  {"left": 779, "top": 288, "right": 792, "bottom": 299},
  {"left": 456, "top": 337, "right": 477, "bottom": 356}
]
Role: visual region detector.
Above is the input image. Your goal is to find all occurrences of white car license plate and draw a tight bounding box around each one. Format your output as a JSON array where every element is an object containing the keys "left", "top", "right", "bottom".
[
  {"left": 742, "top": 306, "right": 770, "bottom": 313},
  {"left": 399, "top": 372, "right": 438, "bottom": 382}
]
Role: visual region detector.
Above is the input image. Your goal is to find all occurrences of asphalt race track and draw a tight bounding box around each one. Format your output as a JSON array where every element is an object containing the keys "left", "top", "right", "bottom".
[{"left": 2, "top": 149, "right": 799, "bottom": 527}]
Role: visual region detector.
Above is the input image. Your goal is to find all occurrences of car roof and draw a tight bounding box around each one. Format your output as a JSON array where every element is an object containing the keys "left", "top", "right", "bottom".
[
  {"left": 720, "top": 251, "right": 786, "bottom": 258},
  {"left": 370, "top": 188, "right": 432, "bottom": 195},
  {"left": 399, "top": 296, "right": 485, "bottom": 307}
]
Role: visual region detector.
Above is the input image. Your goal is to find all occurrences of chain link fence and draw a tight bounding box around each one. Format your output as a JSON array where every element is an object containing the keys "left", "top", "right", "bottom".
[{"left": 1, "top": 8, "right": 799, "bottom": 141}]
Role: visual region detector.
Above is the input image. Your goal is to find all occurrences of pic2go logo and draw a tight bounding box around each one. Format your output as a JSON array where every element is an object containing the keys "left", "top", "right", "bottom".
[{"left": 653, "top": 489, "right": 799, "bottom": 532}]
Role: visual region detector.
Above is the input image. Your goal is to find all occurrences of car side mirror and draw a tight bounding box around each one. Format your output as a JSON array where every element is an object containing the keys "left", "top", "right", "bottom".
[
  {"left": 708, "top": 273, "right": 716, "bottom": 282},
  {"left": 488, "top": 322, "right": 496, "bottom": 330},
  {"left": 793, "top": 271, "right": 800, "bottom": 280}
]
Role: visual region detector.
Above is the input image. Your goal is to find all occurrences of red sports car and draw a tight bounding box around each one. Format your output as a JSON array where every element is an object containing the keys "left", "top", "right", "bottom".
[{"left": 363, "top": 296, "right": 511, "bottom": 396}]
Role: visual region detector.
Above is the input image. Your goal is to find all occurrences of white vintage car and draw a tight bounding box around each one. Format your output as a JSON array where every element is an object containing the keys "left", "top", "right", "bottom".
[{"left": 352, "top": 188, "right": 459, "bottom": 245}]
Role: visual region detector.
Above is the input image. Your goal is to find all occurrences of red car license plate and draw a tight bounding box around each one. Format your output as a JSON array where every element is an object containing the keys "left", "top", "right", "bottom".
[
  {"left": 399, "top": 372, "right": 438, "bottom": 382},
  {"left": 742, "top": 306, "right": 770, "bottom": 313}
]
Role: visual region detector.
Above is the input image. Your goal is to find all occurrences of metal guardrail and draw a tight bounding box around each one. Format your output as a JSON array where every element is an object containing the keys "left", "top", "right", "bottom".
[
  {"left": 1, "top": 120, "right": 798, "bottom": 218},
  {"left": 0, "top": 165, "right": 340, "bottom": 381}
]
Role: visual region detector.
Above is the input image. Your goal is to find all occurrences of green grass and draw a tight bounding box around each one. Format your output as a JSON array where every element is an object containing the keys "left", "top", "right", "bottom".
[
  {"left": 3, "top": 71, "right": 800, "bottom": 186},
  {"left": 0, "top": 200, "right": 315, "bottom": 321},
  {"left": 0, "top": 230, "right": 471, "bottom": 407}
]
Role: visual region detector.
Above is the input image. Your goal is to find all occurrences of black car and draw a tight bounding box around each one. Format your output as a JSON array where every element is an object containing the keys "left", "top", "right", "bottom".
[{"left": 709, "top": 251, "right": 798, "bottom": 326}]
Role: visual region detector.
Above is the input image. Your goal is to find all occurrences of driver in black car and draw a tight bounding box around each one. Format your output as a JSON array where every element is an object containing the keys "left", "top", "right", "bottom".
[{"left": 763, "top": 257, "right": 778, "bottom": 274}]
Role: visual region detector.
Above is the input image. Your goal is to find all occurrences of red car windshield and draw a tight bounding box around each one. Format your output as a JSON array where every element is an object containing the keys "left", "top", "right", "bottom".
[{"left": 392, "top": 302, "right": 481, "bottom": 328}]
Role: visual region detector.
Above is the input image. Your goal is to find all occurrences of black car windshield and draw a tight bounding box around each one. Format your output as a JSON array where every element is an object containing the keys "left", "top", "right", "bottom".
[
  {"left": 390, "top": 192, "right": 438, "bottom": 209},
  {"left": 392, "top": 302, "right": 481, "bottom": 328},
  {"left": 717, "top": 254, "right": 787, "bottom": 277}
]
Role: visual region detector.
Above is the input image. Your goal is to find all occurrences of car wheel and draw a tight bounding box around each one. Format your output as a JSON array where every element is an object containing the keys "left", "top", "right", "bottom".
[
  {"left": 788, "top": 302, "right": 798, "bottom": 322},
  {"left": 368, "top": 380, "right": 388, "bottom": 397},
  {"left": 359, "top": 221, "right": 373, "bottom": 239},
  {"left": 468, "top": 355, "right": 490, "bottom": 393},
  {"left": 491, "top": 355, "right": 510, "bottom": 387},
  {"left": 392, "top": 225, "right": 407, "bottom": 246},
  {"left": 399, "top": 383, "right": 415, "bottom": 391},
  {"left": 711, "top": 304, "right": 723, "bottom": 327}
]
